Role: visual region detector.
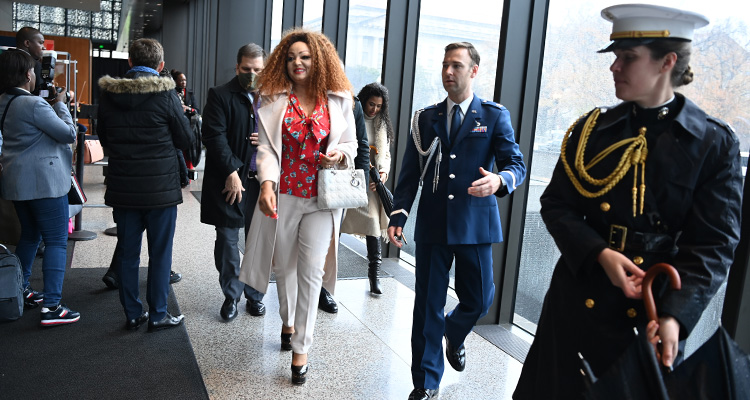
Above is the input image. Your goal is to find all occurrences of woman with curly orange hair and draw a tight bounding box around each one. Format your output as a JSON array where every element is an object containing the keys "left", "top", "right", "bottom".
[{"left": 239, "top": 28, "right": 357, "bottom": 385}]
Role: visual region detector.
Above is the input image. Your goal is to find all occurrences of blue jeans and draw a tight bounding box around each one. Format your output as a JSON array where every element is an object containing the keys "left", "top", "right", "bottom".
[
  {"left": 113, "top": 206, "right": 177, "bottom": 321},
  {"left": 13, "top": 195, "right": 70, "bottom": 307}
]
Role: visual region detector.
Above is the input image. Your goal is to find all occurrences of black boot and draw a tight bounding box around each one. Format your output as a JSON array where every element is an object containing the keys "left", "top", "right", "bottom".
[{"left": 366, "top": 235, "right": 383, "bottom": 294}]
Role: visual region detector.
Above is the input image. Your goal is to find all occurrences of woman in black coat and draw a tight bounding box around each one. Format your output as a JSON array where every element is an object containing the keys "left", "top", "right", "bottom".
[{"left": 514, "top": 4, "right": 743, "bottom": 399}]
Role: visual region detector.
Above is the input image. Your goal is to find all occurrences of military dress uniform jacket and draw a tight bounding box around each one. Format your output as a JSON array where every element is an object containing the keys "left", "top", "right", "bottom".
[
  {"left": 514, "top": 94, "right": 743, "bottom": 399},
  {"left": 389, "top": 95, "right": 526, "bottom": 244}
]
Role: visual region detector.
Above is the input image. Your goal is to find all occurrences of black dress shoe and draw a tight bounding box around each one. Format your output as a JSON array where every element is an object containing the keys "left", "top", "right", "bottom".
[
  {"left": 148, "top": 312, "right": 184, "bottom": 332},
  {"left": 169, "top": 270, "right": 182, "bottom": 284},
  {"left": 281, "top": 332, "right": 292, "bottom": 351},
  {"left": 318, "top": 287, "right": 338, "bottom": 314},
  {"left": 444, "top": 334, "right": 466, "bottom": 371},
  {"left": 291, "top": 363, "right": 308, "bottom": 385},
  {"left": 220, "top": 297, "right": 239, "bottom": 321},
  {"left": 246, "top": 299, "right": 266, "bottom": 316},
  {"left": 102, "top": 269, "right": 118, "bottom": 290},
  {"left": 408, "top": 388, "right": 438, "bottom": 400},
  {"left": 126, "top": 311, "right": 149, "bottom": 330}
]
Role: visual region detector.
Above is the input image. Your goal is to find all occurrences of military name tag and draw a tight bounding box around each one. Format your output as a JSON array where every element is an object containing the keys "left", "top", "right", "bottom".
[{"left": 471, "top": 126, "right": 488, "bottom": 133}]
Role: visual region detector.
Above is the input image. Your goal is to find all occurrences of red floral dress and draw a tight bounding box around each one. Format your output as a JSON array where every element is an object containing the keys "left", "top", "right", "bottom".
[{"left": 279, "top": 93, "right": 330, "bottom": 198}]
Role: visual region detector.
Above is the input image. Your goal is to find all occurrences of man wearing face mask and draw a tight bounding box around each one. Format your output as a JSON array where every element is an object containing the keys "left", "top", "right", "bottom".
[{"left": 200, "top": 43, "right": 267, "bottom": 321}]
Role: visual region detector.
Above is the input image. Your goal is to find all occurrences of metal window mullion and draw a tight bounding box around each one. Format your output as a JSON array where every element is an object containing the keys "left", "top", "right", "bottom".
[
  {"left": 490, "top": 0, "right": 551, "bottom": 326},
  {"left": 380, "top": 0, "right": 421, "bottom": 258}
]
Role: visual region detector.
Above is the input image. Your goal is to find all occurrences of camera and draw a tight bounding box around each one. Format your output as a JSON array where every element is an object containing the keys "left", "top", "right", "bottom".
[{"left": 38, "top": 52, "right": 64, "bottom": 101}]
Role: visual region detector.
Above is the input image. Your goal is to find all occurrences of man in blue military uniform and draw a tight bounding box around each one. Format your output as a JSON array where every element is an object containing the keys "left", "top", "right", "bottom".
[{"left": 388, "top": 42, "right": 526, "bottom": 400}]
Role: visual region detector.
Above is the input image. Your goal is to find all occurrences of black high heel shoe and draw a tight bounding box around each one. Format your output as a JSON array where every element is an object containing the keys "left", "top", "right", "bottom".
[
  {"left": 291, "top": 363, "right": 308, "bottom": 385},
  {"left": 281, "top": 332, "right": 292, "bottom": 351}
]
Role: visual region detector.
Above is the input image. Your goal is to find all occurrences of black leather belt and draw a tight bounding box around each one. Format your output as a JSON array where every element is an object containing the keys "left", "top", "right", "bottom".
[
  {"left": 248, "top": 170, "right": 257, "bottom": 180},
  {"left": 608, "top": 224, "right": 678, "bottom": 253}
]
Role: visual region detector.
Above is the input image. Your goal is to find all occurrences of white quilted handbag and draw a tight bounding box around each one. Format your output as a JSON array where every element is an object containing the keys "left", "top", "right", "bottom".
[{"left": 317, "top": 168, "right": 368, "bottom": 209}]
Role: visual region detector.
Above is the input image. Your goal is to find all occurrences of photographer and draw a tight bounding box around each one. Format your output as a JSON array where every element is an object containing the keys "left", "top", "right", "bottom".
[
  {"left": 0, "top": 49, "right": 79, "bottom": 327},
  {"left": 15, "top": 27, "right": 44, "bottom": 96},
  {"left": 15, "top": 27, "right": 69, "bottom": 104}
]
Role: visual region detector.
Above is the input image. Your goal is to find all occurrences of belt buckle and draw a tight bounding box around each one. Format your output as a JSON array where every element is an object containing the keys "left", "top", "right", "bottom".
[{"left": 609, "top": 224, "right": 627, "bottom": 252}]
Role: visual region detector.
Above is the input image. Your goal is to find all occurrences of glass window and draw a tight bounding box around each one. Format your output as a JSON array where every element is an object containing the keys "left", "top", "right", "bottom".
[
  {"left": 270, "top": 0, "right": 283, "bottom": 51},
  {"left": 344, "top": 0, "right": 387, "bottom": 94},
  {"left": 515, "top": 0, "right": 750, "bottom": 354},
  {"left": 303, "top": 0, "right": 323, "bottom": 32},
  {"left": 401, "top": 0, "right": 504, "bottom": 260}
]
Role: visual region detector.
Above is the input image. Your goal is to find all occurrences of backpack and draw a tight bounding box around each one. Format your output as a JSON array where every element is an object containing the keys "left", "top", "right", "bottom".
[{"left": 0, "top": 244, "right": 23, "bottom": 322}]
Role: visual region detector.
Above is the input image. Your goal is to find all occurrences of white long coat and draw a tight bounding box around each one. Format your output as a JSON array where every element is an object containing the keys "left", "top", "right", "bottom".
[{"left": 238, "top": 90, "right": 358, "bottom": 295}]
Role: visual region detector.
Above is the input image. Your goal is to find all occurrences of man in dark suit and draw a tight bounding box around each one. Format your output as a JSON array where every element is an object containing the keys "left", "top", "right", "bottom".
[
  {"left": 200, "top": 43, "right": 267, "bottom": 321},
  {"left": 388, "top": 42, "right": 526, "bottom": 400}
]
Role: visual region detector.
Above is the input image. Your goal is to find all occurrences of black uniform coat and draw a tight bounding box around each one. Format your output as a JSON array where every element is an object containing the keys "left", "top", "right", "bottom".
[
  {"left": 514, "top": 94, "right": 743, "bottom": 399},
  {"left": 97, "top": 72, "right": 193, "bottom": 209},
  {"left": 200, "top": 76, "right": 257, "bottom": 228}
]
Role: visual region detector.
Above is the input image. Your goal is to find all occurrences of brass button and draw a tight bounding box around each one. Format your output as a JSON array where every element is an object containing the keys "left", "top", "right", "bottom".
[
  {"left": 627, "top": 308, "right": 637, "bottom": 318},
  {"left": 633, "top": 256, "right": 644, "bottom": 265},
  {"left": 448, "top": 194, "right": 455, "bottom": 200},
  {"left": 449, "top": 174, "right": 456, "bottom": 179},
  {"left": 600, "top": 202, "right": 611, "bottom": 212},
  {"left": 585, "top": 299, "right": 595, "bottom": 309},
  {"left": 450, "top": 154, "right": 457, "bottom": 159}
]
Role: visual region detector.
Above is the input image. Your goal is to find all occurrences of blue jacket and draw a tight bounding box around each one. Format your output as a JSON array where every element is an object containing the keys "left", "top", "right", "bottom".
[
  {"left": 0, "top": 88, "right": 76, "bottom": 201},
  {"left": 389, "top": 95, "right": 526, "bottom": 245}
]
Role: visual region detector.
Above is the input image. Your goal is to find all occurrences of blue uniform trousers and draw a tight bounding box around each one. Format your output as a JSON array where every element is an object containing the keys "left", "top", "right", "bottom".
[
  {"left": 412, "top": 242, "right": 495, "bottom": 389},
  {"left": 113, "top": 206, "right": 177, "bottom": 322}
]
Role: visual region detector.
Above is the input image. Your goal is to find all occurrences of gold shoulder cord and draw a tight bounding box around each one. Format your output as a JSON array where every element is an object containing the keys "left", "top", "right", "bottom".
[{"left": 559, "top": 109, "right": 648, "bottom": 217}]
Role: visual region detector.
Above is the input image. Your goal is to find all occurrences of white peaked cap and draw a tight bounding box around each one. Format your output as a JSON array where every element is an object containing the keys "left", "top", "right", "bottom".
[{"left": 601, "top": 4, "right": 709, "bottom": 41}]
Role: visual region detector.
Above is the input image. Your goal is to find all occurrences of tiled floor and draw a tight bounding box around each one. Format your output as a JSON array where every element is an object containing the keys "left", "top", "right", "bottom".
[{"left": 72, "top": 165, "right": 523, "bottom": 399}]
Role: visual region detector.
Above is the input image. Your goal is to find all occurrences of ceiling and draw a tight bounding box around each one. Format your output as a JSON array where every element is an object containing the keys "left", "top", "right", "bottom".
[
  {"left": 19, "top": 0, "right": 172, "bottom": 51},
  {"left": 115, "top": 0, "right": 166, "bottom": 51},
  {"left": 29, "top": 0, "right": 101, "bottom": 12}
]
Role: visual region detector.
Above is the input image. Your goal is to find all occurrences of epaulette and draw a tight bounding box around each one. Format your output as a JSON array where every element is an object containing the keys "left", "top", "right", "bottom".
[
  {"left": 481, "top": 99, "right": 503, "bottom": 109},
  {"left": 422, "top": 103, "right": 438, "bottom": 111},
  {"left": 706, "top": 115, "right": 735, "bottom": 134}
]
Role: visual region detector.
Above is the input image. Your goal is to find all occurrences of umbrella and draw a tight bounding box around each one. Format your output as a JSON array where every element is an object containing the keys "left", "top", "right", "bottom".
[
  {"left": 187, "top": 114, "right": 203, "bottom": 166},
  {"left": 581, "top": 263, "right": 750, "bottom": 399},
  {"left": 369, "top": 165, "right": 393, "bottom": 216},
  {"left": 581, "top": 263, "right": 678, "bottom": 400}
]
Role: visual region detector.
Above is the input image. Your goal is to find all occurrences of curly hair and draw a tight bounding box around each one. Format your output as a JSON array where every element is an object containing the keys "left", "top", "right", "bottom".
[
  {"left": 357, "top": 82, "right": 394, "bottom": 143},
  {"left": 259, "top": 28, "right": 351, "bottom": 100}
]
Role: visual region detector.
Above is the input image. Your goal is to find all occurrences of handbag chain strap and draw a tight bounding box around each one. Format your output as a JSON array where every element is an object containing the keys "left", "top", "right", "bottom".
[{"left": 410, "top": 109, "right": 442, "bottom": 192}]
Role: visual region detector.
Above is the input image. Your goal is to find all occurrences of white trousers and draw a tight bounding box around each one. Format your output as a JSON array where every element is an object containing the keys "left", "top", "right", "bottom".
[{"left": 273, "top": 193, "right": 334, "bottom": 354}]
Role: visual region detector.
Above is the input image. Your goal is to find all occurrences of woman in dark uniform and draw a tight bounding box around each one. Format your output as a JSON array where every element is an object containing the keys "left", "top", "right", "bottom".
[{"left": 514, "top": 4, "right": 743, "bottom": 399}]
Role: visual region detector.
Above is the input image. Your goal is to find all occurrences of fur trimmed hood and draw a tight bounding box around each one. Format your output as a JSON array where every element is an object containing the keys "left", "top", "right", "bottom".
[
  {"left": 98, "top": 75, "right": 176, "bottom": 94},
  {"left": 98, "top": 74, "right": 178, "bottom": 111}
]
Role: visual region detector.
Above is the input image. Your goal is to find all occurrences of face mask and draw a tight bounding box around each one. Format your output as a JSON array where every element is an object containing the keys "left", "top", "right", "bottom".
[{"left": 238, "top": 72, "right": 258, "bottom": 91}]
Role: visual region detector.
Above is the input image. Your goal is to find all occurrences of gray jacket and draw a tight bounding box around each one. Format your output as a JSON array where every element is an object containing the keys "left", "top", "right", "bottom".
[{"left": 0, "top": 88, "right": 76, "bottom": 201}]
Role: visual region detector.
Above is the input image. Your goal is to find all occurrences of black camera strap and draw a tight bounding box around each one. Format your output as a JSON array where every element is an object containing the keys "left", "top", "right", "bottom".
[
  {"left": 0, "top": 95, "right": 20, "bottom": 132},
  {"left": 0, "top": 88, "right": 33, "bottom": 131}
]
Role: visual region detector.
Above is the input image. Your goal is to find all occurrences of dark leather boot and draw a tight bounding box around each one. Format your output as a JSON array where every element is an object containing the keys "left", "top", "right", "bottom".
[{"left": 366, "top": 235, "right": 383, "bottom": 294}]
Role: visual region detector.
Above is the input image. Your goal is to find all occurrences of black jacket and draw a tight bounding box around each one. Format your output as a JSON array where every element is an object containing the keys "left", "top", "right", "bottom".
[
  {"left": 97, "top": 71, "right": 193, "bottom": 209},
  {"left": 200, "top": 76, "right": 257, "bottom": 228},
  {"left": 515, "top": 94, "right": 743, "bottom": 399},
  {"left": 353, "top": 97, "right": 370, "bottom": 184}
]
